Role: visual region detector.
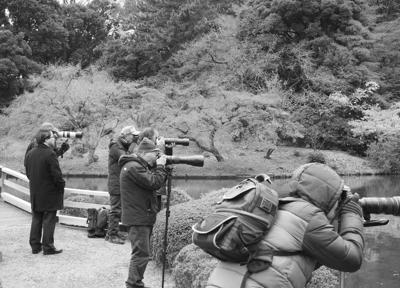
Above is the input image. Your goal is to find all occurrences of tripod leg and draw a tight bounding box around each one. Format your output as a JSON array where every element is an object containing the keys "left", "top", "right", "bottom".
[{"left": 161, "top": 167, "right": 173, "bottom": 288}]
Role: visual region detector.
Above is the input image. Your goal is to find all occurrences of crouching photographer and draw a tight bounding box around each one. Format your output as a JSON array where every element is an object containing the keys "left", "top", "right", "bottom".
[{"left": 206, "top": 163, "right": 364, "bottom": 288}]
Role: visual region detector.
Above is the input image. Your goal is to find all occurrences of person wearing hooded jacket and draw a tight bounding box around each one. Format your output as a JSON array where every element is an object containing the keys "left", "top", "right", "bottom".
[
  {"left": 106, "top": 125, "right": 140, "bottom": 245},
  {"left": 119, "top": 137, "right": 167, "bottom": 288},
  {"left": 206, "top": 163, "right": 365, "bottom": 288}
]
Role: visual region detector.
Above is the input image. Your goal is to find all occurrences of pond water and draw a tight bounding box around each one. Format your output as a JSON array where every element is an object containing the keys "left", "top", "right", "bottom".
[{"left": 4, "top": 174, "right": 400, "bottom": 287}]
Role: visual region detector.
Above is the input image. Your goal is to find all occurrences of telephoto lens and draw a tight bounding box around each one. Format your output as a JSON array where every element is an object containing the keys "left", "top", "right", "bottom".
[
  {"left": 57, "top": 131, "right": 83, "bottom": 139},
  {"left": 165, "top": 155, "right": 204, "bottom": 167},
  {"left": 358, "top": 196, "right": 400, "bottom": 216},
  {"left": 164, "top": 138, "right": 190, "bottom": 146}
]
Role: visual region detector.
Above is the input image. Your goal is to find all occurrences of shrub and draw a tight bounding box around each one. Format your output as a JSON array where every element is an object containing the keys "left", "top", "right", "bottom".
[
  {"left": 366, "top": 135, "right": 400, "bottom": 173},
  {"left": 293, "top": 150, "right": 301, "bottom": 157},
  {"left": 307, "top": 152, "right": 326, "bottom": 164},
  {"left": 307, "top": 266, "right": 339, "bottom": 288},
  {"left": 60, "top": 194, "right": 97, "bottom": 218},
  {"left": 172, "top": 243, "right": 218, "bottom": 288},
  {"left": 160, "top": 187, "right": 192, "bottom": 210},
  {"left": 151, "top": 188, "right": 227, "bottom": 269}
]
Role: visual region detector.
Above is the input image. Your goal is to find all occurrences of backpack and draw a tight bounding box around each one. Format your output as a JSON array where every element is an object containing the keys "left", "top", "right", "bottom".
[
  {"left": 95, "top": 207, "right": 109, "bottom": 238},
  {"left": 86, "top": 207, "right": 109, "bottom": 238},
  {"left": 192, "top": 175, "right": 282, "bottom": 287},
  {"left": 86, "top": 208, "right": 98, "bottom": 238}
]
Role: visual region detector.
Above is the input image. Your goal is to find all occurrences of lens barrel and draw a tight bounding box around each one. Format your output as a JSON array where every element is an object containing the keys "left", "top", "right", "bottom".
[
  {"left": 165, "top": 155, "right": 204, "bottom": 167},
  {"left": 164, "top": 138, "right": 190, "bottom": 146},
  {"left": 58, "top": 131, "right": 83, "bottom": 139},
  {"left": 358, "top": 197, "right": 400, "bottom": 216}
]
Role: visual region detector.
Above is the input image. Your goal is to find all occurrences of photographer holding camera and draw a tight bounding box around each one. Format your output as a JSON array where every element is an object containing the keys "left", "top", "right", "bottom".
[
  {"left": 119, "top": 137, "right": 167, "bottom": 288},
  {"left": 106, "top": 125, "right": 141, "bottom": 245},
  {"left": 206, "top": 163, "right": 365, "bottom": 288},
  {"left": 25, "top": 123, "right": 70, "bottom": 160}
]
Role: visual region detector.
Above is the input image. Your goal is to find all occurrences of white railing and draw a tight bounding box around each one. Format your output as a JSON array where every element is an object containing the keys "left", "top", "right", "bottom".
[{"left": 0, "top": 165, "right": 109, "bottom": 227}]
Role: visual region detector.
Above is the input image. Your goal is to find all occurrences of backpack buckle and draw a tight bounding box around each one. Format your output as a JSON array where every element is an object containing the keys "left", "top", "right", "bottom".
[{"left": 260, "top": 197, "right": 276, "bottom": 215}]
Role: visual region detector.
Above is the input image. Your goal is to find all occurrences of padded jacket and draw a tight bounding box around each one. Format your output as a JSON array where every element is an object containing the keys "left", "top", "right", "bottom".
[
  {"left": 206, "top": 163, "right": 365, "bottom": 288},
  {"left": 118, "top": 154, "right": 167, "bottom": 226},
  {"left": 107, "top": 137, "right": 133, "bottom": 195}
]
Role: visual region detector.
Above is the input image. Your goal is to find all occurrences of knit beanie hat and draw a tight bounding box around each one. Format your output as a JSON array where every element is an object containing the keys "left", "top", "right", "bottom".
[
  {"left": 121, "top": 126, "right": 140, "bottom": 136},
  {"left": 135, "top": 137, "right": 161, "bottom": 153}
]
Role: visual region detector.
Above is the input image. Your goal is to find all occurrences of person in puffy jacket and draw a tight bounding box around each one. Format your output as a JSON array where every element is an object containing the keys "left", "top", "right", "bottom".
[
  {"left": 106, "top": 125, "right": 140, "bottom": 245},
  {"left": 206, "top": 163, "right": 365, "bottom": 288},
  {"left": 119, "top": 137, "right": 167, "bottom": 288}
]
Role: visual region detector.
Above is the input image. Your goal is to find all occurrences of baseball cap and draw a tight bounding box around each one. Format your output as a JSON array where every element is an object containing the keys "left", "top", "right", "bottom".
[
  {"left": 40, "top": 122, "right": 59, "bottom": 132},
  {"left": 120, "top": 126, "right": 140, "bottom": 136}
]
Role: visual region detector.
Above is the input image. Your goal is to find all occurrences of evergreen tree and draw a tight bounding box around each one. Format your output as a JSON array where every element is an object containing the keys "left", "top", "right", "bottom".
[
  {"left": 62, "top": 0, "right": 117, "bottom": 67},
  {"left": 0, "top": 0, "right": 69, "bottom": 64},
  {"left": 97, "top": 0, "right": 243, "bottom": 80},
  {"left": 238, "top": 0, "right": 374, "bottom": 93},
  {"left": 0, "top": 30, "right": 42, "bottom": 108}
]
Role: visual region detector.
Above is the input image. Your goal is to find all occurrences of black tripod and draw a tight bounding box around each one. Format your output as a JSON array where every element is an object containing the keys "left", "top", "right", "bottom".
[{"left": 161, "top": 145, "right": 173, "bottom": 288}]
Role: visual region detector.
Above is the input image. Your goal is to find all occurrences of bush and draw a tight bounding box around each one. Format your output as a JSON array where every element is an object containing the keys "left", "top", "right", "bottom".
[
  {"left": 172, "top": 243, "right": 218, "bottom": 288},
  {"left": 160, "top": 187, "right": 192, "bottom": 210},
  {"left": 307, "top": 152, "right": 327, "bottom": 164},
  {"left": 151, "top": 188, "right": 227, "bottom": 269},
  {"left": 60, "top": 194, "right": 102, "bottom": 218},
  {"left": 307, "top": 266, "right": 339, "bottom": 288},
  {"left": 366, "top": 135, "right": 400, "bottom": 173}
]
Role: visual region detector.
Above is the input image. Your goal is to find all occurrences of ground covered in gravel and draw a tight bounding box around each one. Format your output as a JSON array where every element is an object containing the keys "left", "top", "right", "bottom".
[{"left": 0, "top": 224, "right": 174, "bottom": 288}]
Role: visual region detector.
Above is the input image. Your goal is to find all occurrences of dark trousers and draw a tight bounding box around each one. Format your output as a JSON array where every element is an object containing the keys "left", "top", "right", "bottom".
[
  {"left": 29, "top": 210, "right": 57, "bottom": 252},
  {"left": 108, "top": 194, "right": 121, "bottom": 236},
  {"left": 126, "top": 225, "right": 153, "bottom": 288}
]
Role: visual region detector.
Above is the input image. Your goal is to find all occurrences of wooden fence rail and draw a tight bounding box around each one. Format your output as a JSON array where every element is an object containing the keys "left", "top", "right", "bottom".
[{"left": 0, "top": 165, "right": 109, "bottom": 227}]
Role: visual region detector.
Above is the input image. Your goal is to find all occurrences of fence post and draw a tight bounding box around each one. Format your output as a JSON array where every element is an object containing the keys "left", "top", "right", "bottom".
[{"left": 0, "top": 165, "right": 4, "bottom": 197}]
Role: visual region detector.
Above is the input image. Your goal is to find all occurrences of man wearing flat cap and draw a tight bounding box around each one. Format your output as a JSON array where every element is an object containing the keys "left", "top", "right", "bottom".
[
  {"left": 119, "top": 137, "right": 167, "bottom": 288},
  {"left": 106, "top": 125, "right": 141, "bottom": 244},
  {"left": 25, "top": 122, "right": 70, "bottom": 161}
]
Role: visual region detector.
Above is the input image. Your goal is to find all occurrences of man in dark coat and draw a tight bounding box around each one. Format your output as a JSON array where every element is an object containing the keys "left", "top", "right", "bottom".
[
  {"left": 119, "top": 138, "right": 167, "bottom": 288},
  {"left": 106, "top": 125, "right": 140, "bottom": 244},
  {"left": 25, "top": 129, "right": 66, "bottom": 255}
]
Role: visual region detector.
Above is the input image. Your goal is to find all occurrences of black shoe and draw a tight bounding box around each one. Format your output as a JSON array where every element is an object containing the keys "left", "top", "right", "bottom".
[
  {"left": 32, "top": 247, "right": 42, "bottom": 254},
  {"left": 43, "top": 248, "right": 63, "bottom": 255}
]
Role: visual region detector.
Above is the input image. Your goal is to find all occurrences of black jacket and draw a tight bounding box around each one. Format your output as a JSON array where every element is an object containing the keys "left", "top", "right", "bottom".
[
  {"left": 25, "top": 144, "right": 65, "bottom": 212},
  {"left": 119, "top": 154, "right": 167, "bottom": 226},
  {"left": 107, "top": 137, "right": 133, "bottom": 195}
]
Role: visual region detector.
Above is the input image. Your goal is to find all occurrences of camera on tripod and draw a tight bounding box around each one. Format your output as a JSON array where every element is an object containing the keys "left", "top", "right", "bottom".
[
  {"left": 159, "top": 137, "right": 204, "bottom": 166},
  {"left": 165, "top": 155, "right": 204, "bottom": 167},
  {"left": 162, "top": 138, "right": 190, "bottom": 146},
  {"left": 56, "top": 131, "right": 83, "bottom": 139}
]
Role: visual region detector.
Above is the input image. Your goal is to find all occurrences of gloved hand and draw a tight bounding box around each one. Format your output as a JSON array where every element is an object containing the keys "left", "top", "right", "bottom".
[
  {"left": 339, "top": 192, "right": 363, "bottom": 218},
  {"left": 61, "top": 141, "right": 70, "bottom": 153}
]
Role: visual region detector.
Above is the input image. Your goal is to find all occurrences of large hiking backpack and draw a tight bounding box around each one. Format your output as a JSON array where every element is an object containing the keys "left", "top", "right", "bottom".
[{"left": 192, "top": 175, "right": 279, "bottom": 265}]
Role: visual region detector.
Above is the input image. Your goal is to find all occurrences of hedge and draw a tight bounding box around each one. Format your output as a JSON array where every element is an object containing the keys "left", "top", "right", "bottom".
[{"left": 151, "top": 188, "right": 227, "bottom": 269}]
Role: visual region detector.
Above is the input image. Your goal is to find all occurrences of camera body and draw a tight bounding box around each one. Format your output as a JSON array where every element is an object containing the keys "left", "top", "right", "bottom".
[{"left": 57, "top": 131, "right": 83, "bottom": 139}]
